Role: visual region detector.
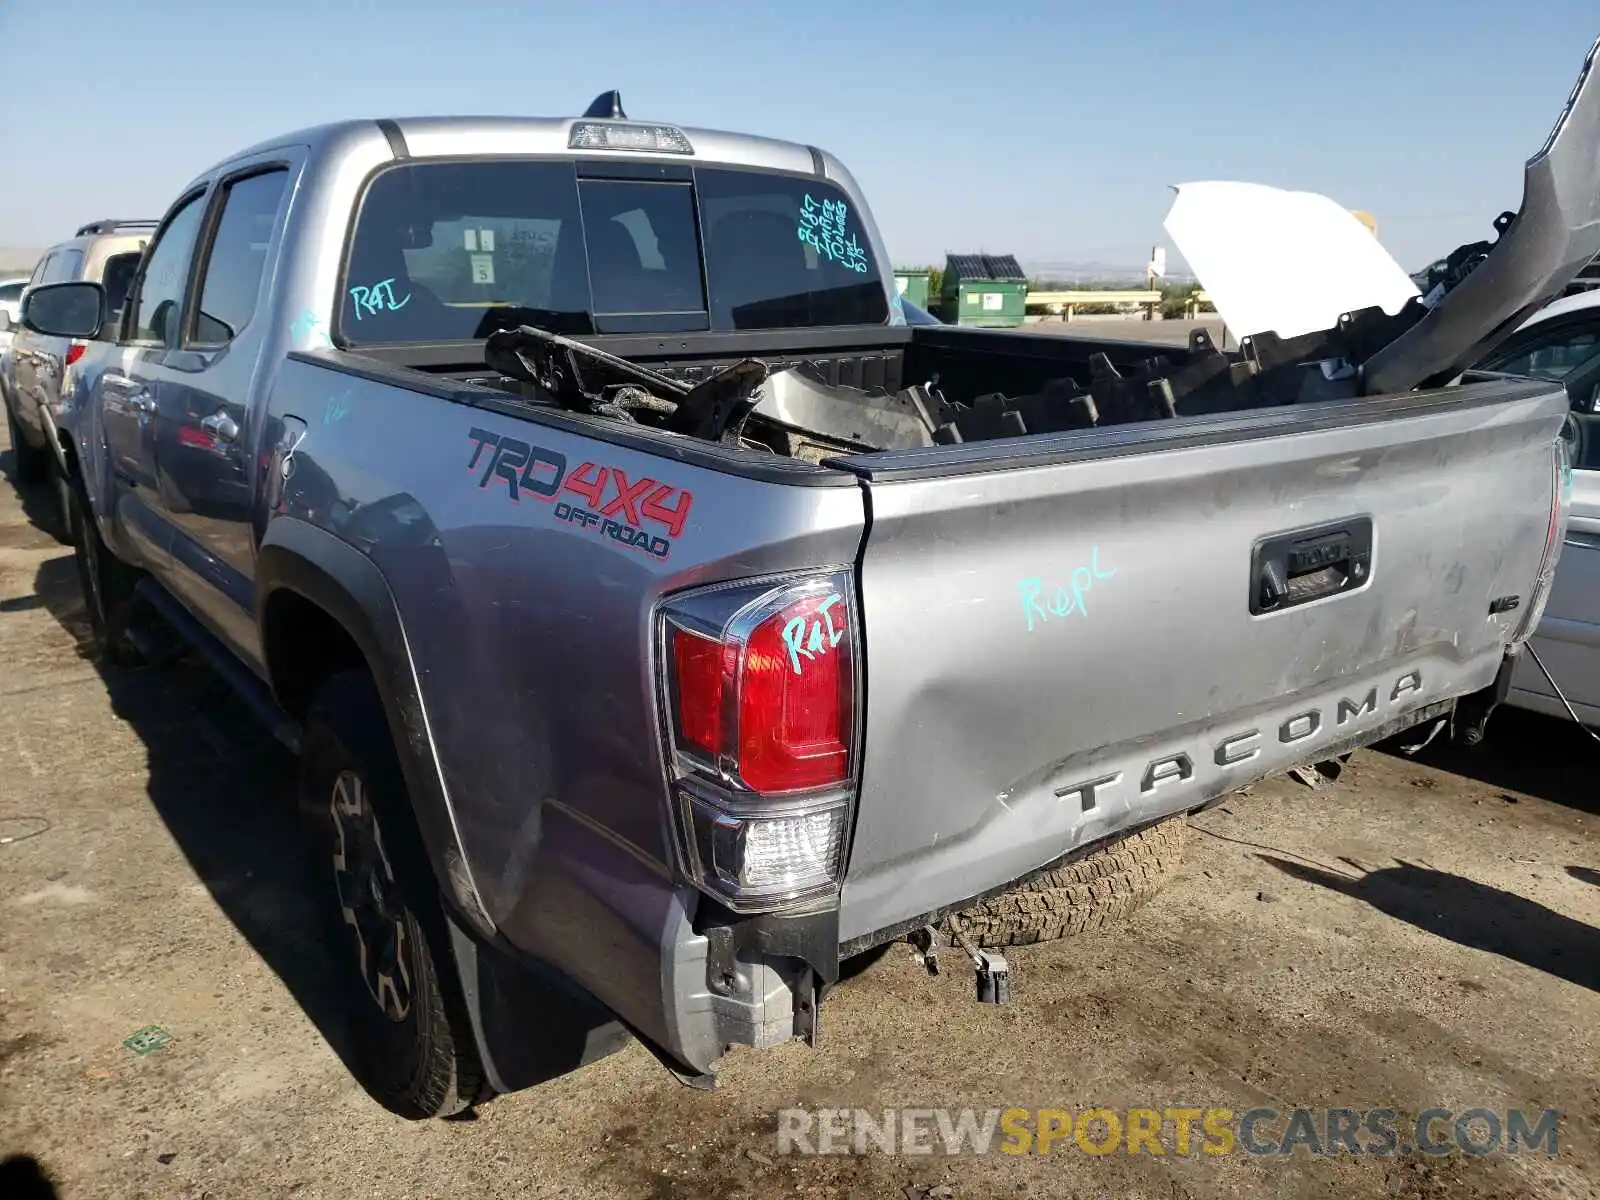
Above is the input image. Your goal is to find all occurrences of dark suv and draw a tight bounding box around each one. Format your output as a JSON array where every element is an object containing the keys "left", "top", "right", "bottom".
[{"left": 2, "top": 219, "right": 152, "bottom": 489}]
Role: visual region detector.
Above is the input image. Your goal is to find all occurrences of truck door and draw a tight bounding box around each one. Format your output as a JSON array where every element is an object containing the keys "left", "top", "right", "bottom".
[
  {"left": 98, "top": 191, "right": 208, "bottom": 573},
  {"left": 153, "top": 164, "right": 292, "bottom": 664}
]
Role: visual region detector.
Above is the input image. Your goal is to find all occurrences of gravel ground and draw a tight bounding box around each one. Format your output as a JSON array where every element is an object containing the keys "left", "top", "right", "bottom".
[{"left": 0, "top": 426, "right": 1596, "bottom": 1200}]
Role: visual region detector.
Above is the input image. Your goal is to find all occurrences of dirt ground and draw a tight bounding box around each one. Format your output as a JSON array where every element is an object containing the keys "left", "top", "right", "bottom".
[{"left": 0, "top": 428, "right": 1596, "bottom": 1200}]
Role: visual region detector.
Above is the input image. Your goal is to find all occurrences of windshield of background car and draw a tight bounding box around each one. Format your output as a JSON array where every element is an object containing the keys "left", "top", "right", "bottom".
[{"left": 339, "top": 159, "right": 887, "bottom": 345}]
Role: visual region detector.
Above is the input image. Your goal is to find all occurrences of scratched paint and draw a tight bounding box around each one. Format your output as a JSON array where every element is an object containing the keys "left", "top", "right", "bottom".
[
  {"left": 797, "top": 195, "right": 870, "bottom": 274},
  {"left": 782, "top": 593, "right": 846, "bottom": 674},
  {"left": 1018, "top": 546, "right": 1117, "bottom": 632},
  {"left": 348, "top": 278, "right": 411, "bottom": 320}
]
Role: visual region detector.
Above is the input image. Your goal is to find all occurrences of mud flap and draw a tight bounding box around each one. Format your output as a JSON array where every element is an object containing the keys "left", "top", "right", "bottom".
[{"left": 446, "top": 917, "right": 631, "bottom": 1096}]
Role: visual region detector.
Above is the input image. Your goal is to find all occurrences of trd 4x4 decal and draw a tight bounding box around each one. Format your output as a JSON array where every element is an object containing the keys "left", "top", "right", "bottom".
[{"left": 466, "top": 427, "right": 694, "bottom": 559}]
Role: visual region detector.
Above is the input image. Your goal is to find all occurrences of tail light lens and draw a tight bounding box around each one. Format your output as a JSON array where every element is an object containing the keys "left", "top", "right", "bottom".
[
  {"left": 64, "top": 341, "right": 87, "bottom": 367},
  {"left": 659, "top": 571, "right": 858, "bottom": 911},
  {"left": 1511, "top": 431, "right": 1572, "bottom": 648}
]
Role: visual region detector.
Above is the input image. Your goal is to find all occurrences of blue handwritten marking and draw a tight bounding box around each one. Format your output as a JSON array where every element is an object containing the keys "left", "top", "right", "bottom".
[
  {"left": 782, "top": 592, "right": 846, "bottom": 674},
  {"left": 289, "top": 308, "right": 331, "bottom": 346},
  {"left": 1019, "top": 546, "right": 1116, "bottom": 633},
  {"left": 323, "top": 390, "right": 353, "bottom": 426},
  {"left": 797, "top": 195, "right": 870, "bottom": 274},
  {"left": 348, "top": 278, "right": 412, "bottom": 321}
]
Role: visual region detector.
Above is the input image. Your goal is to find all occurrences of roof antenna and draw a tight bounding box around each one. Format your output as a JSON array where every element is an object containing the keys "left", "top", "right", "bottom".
[{"left": 583, "top": 90, "right": 626, "bottom": 120}]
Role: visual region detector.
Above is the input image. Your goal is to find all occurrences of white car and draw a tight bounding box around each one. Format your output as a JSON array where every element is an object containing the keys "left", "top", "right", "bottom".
[
  {"left": 0, "top": 276, "right": 28, "bottom": 448},
  {"left": 0, "top": 274, "right": 26, "bottom": 351},
  {"left": 1476, "top": 289, "right": 1600, "bottom": 723}
]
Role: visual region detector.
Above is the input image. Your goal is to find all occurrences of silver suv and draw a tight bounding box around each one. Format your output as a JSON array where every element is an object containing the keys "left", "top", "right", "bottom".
[{"left": 2, "top": 219, "right": 152, "bottom": 486}]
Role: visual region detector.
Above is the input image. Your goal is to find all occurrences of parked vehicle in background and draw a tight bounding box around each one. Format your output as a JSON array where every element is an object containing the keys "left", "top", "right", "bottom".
[
  {"left": 0, "top": 276, "right": 29, "bottom": 445},
  {"left": 19, "top": 44, "right": 1596, "bottom": 1121},
  {"left": 1476, "top": 289, "right": 1600, "bottom": 723},
  {"left": 1, "top": 220, "right": 152, "bottom": 488},
  {"left": 0, "top": 275, "right": 27, "bottom": 335}
]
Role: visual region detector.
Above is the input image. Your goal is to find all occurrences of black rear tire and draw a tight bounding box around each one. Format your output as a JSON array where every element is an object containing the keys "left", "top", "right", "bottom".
[
  {"left": 300, "top": 669, "right": 486, "bottom": 1119},
  {"left": 4, "top": 398, "right": 50, "bottom": 485},
  {"left": 66, "top": 476, "right": 145, "bottom": 665},
  {"left": 945, "top": 816, "right": 1187, "bottom": 947}
]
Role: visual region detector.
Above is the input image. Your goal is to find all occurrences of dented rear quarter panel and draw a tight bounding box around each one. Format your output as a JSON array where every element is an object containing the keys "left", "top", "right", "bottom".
[{"left": 263, "top": 356, "right": 865, "bottom": 1045}]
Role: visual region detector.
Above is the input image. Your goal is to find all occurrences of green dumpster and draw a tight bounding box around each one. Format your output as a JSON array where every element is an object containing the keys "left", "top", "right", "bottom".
[
  {"left": 894, "top": 269, "right": 932, "bottom": 310},
  {"left": 940, "top": 254, "right": 1028, "bottom": 327}
]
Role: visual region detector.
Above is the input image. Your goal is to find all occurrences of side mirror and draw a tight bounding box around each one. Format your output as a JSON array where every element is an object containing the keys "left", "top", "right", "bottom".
[{"left": 21, "top": 281, "right": 104, "bottom": 339}]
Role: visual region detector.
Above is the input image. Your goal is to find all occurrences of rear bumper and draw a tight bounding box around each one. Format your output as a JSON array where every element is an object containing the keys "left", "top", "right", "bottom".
[
  {"left": 487, "top": 801, "right": 834, "bottom": 1077},
  {"left": 478, "top": 650, "right": 1496, "bottom": 1077}
]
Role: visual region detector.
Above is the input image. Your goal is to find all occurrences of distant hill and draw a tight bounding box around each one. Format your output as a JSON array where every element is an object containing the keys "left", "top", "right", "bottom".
[{"left": 0, "top": 248, "right": 42, "bottom": 276}]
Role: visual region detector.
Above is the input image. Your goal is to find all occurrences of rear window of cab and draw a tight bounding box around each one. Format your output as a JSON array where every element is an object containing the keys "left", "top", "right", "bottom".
[{"left": 338, "top": 160, "right": 888, "bottom": 345}]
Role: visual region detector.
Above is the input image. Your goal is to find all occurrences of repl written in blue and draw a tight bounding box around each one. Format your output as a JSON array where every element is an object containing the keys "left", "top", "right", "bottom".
[{"left": 1018, "top": 547, "right": 1116, "bottom": 632}]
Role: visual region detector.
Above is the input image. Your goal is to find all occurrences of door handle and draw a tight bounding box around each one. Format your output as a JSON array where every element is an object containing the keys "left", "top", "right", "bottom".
[
  {"left": 1251, "top": 518, "right": 1374, "bottom": 614},
  {"left": 201, "top": 411, "right": 239, "bottom": 443}
]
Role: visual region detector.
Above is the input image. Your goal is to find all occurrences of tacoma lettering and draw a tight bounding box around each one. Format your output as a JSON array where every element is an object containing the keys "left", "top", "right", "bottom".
[{"left": 1055, "top": 671, "right": 1424, "bottom": 810}]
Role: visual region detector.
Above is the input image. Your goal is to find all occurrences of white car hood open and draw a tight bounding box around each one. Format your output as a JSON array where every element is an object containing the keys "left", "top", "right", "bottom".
[{"left": 1163, "top": 181, "right": 1420, "bottom": 342}]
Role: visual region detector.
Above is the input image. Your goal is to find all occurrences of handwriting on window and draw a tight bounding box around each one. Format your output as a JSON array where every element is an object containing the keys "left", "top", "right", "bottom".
[
  {"left": 1018, "top": 547, "right": 1116, "bottom": 632},
  {"left": 348, "top": 278, "right": 411, "bottom": 320},
  {"left": 798, "top": 195, "right": 870, "bottom": 274}
]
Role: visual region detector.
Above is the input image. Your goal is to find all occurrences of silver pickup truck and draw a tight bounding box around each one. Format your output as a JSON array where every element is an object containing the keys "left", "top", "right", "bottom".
[{"left": 17, "top": 55, "right": 1598, "bottom": 1119}]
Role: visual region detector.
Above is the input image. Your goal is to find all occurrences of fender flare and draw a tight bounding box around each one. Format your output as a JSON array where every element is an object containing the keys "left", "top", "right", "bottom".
[{"left": 255, "top": 517, "right": 494, "bottom": 937}]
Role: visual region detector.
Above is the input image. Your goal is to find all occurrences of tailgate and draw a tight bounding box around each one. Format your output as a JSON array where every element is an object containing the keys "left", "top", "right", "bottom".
[{"left": 834, "top": 379, "right": 1567, "bottom": 945}]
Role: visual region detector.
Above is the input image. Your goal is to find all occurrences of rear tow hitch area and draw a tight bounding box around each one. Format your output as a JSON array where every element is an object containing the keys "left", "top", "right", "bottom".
[{"left": 915, "top": 919, "right": 1012, "bottom": 1005}]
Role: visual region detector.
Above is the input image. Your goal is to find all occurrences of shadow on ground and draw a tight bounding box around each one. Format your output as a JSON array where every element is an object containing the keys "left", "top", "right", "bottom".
[
  {"left": 1378, "top": 705, "right": 1600, "bottom": 818},
  {"left": 0, "top": 1155, "right": 61, "bottom": 1200},
  {"left": 1, "top": 449, "right": 71, "bottom": 546},
  {"left": 22, "top": 483, "right": 361, "bottom": 1081},
  {"left": 1261, "top": 855, "right": 1600, "bottom": 992}
]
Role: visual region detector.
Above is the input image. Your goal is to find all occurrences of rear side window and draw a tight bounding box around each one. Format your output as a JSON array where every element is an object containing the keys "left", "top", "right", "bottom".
[
  {"left": 0, "top": 282, "right": 22, "bottom": 305},
  {"left": 99, "top": 253, "right": 142, "bottom": 338},
  {"left": 44, "top": 250, "right": 85, "bottom": 283},
  {"left": 340, "top": 159, "right": 886, "bottom": 345},
  {"left": 191, "top": 169, "right": 289, "bottom": 346}
]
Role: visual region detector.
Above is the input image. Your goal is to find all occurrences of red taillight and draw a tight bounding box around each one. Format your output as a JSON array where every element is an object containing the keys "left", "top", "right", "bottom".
[
  {"left": 736, "top": 592, "right": 852, "bottom": 792},
  {"left": 64, "top": 341, "right": 86, "bottom": 367},
  {"left": 662, "top": 572, "right": 857, "bottom": 910},
  {"left": 671, "top": 627, "right": 726, "bottom": 760},
  {"left": 666, "top": 578, "right": 855, "bottom": 794}
]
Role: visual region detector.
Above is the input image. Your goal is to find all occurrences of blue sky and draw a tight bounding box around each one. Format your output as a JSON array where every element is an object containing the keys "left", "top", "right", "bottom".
[{"left": 1, "top": 0, "right": 1596, "bottom": 273}]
